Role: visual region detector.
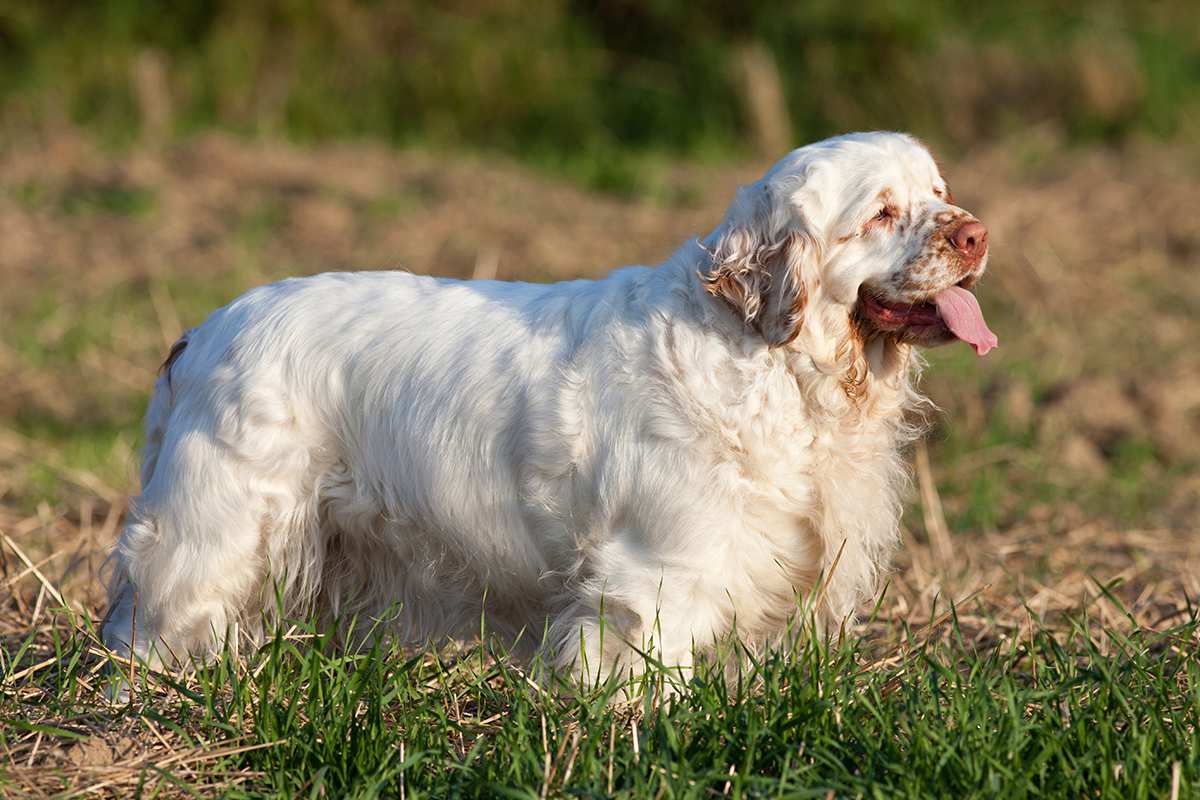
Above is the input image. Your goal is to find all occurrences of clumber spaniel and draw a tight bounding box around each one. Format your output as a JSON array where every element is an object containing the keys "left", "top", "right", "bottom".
[{"left": 102, "top": 132, "right": 995, "bottom": 687}]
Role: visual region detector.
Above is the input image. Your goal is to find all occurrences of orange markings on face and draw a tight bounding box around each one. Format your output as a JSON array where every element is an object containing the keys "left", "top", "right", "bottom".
[
  {"left": 932, "top": 184, "right": 955, "bottom": 205},
  {"left": 894, "top": 210, "right": 982, "bottom": 296},
  {"left": 862, "top": 188, "right": 899, "bottom": 233}
]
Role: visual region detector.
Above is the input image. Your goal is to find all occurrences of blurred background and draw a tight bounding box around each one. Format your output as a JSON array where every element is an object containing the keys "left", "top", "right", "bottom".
[
  {"left": 0, "top": 1, "right": 1197, "bottom": 617},
  {"left": 3, "top": 2, "right": 1200, "bottom": 181}
]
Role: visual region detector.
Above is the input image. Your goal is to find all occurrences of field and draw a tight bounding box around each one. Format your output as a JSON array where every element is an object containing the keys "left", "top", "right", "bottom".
[{"left": 0, "top": 123, "right": 1197, "bottom": 797}]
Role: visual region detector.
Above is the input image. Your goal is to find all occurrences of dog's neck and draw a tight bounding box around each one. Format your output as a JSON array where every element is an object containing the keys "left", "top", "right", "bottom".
[
  {"left": 658, "top": 246, "right": 925, "bottom": 618},
  {"left": 672, "top": 240, "right": 925, "bottom": 433}
]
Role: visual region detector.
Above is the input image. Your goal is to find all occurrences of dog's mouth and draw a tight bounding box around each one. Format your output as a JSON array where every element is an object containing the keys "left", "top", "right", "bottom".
[{"left": 856, "top": 282, "right": 998, "bottom": 356}]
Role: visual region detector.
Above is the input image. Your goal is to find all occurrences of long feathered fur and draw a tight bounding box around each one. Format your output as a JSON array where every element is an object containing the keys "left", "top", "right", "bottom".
[{"left": 102, "top": 131, "right": 984, "bottom": 688}]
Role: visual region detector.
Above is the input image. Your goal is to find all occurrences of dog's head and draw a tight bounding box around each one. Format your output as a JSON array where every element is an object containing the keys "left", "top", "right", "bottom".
[{"left": 702, "top": 132, "right": 996, "bottom": 357}]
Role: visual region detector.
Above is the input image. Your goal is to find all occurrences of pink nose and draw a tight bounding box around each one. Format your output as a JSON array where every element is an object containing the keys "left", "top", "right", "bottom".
[{"left": 950, "top": 220, "right": 988, "bottom": 260}]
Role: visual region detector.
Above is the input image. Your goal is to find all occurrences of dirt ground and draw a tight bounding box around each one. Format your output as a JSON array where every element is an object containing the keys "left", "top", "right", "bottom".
[{"left": 1, "top": 127, "right": 1198, "bottom": 706}]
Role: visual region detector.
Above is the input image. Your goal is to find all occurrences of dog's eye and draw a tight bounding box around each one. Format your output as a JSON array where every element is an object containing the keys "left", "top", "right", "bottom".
[{"left": 865, "top": 205, "right": 895, "bottom": 230}]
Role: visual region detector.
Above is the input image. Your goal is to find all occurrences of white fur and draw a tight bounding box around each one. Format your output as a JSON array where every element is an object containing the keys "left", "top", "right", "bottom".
[{"left": 102, "top": 132, "right": 987, "bottom": 684}]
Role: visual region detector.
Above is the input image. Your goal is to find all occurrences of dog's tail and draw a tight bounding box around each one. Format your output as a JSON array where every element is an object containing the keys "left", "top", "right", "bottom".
[
  {"left": 103, "top": 331, "right": 191, "bottom": 593},
  {"left": 138, "top": 331, "right": 192, "bottom": 488},
  {"left": 100, "top": 329, "right": 193, "bottom": 661},
  {"left": 159, "top": 336, "right": 189, "bottom": 389}
]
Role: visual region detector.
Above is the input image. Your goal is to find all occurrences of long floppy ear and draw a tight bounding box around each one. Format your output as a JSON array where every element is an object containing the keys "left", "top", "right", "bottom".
[{"left": 701, "top": 184, "right": 817, "bottom": 347}]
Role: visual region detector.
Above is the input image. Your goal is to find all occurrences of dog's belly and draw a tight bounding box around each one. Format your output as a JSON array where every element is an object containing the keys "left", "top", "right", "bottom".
[{"left": 310, "top": 444, "right": 575, "bottom": 639}]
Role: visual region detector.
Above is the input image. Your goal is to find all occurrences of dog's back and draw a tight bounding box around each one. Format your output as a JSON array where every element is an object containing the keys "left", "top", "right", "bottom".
[{"left": 103, "top": 264, "right": 700, "bottom": 668}]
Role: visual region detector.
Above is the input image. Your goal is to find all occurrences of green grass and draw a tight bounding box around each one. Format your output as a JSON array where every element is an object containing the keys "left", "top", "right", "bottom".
[{"left": 3, "top": 599, "right": 1198, "bottom": 797}]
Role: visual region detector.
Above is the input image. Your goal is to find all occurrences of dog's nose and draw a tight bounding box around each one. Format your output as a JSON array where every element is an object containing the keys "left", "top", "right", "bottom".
[{"left": 950, "top": 220, "right": 988, "bottom": 260}]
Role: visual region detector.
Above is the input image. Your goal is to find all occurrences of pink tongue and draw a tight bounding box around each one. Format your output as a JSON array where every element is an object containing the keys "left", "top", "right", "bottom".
[{"left": 933, "top": 286, "right": 998, "bottom": 356}]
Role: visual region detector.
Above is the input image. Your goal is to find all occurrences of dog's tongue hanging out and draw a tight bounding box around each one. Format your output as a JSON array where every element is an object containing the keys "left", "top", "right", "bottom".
[{"left": 933, "top": 286, "right": 998, "bottom": 356}]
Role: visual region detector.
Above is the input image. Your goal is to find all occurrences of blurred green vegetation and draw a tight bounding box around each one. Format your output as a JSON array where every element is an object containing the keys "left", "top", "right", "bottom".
[{"left": 1, "top": 1, "right": 1198, "bottom": 186}]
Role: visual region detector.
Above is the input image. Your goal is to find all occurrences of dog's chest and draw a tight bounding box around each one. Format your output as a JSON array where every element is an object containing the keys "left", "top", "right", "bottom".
[{"left": 740, "top": 391, "right": 905, "bottom": 534}]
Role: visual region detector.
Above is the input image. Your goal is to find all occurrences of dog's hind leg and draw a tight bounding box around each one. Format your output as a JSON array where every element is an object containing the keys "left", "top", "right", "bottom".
[
  {"left": 102, "top": 428, "right": 275, "bottom": 670},
  {"left": 101, "top": 362, "right": 311, "bottom": 684}
]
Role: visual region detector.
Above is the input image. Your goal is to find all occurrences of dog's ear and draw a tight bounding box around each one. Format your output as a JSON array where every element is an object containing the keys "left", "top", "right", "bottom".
[{"left": 701, "top": 183, "right": 818, "bottom": 347}]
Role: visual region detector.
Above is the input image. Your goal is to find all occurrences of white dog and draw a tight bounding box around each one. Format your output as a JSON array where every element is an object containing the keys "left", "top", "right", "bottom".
[{"left": 102, "top": 132, "right": 996, "bottom": 685}]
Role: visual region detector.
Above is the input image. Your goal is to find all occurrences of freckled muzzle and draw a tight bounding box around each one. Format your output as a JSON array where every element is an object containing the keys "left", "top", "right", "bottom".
[
  {"left": 856, "top": 216, "right": 998, "bottom": 356},
  {"left": 898, "top": 215, "right": 989, "bottom": 295}
]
